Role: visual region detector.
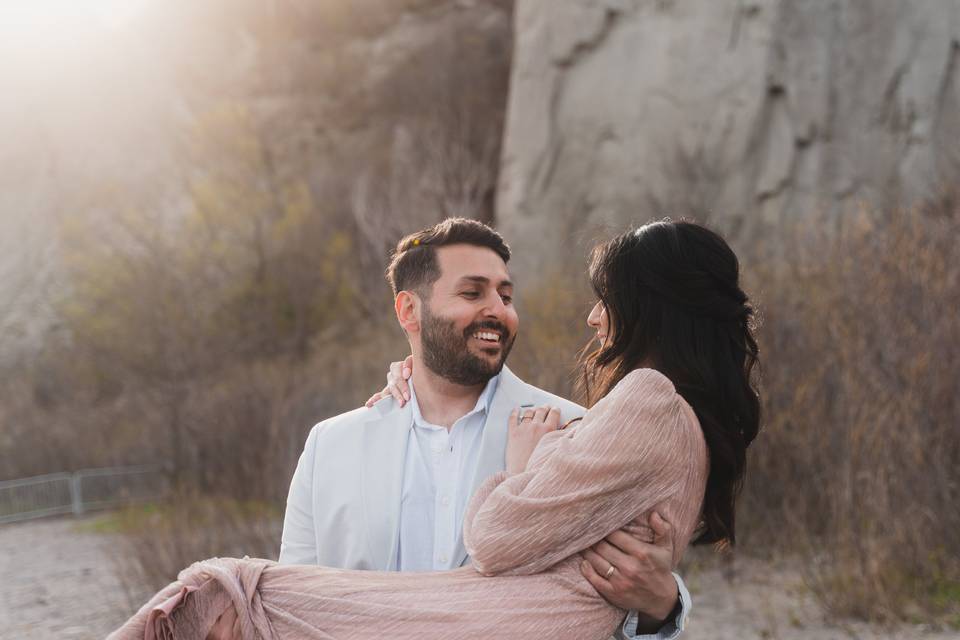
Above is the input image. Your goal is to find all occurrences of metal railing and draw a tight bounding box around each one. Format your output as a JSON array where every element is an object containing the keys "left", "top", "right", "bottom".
[{"left": 0, "top": 464, "right": 167, "bottom": 524}]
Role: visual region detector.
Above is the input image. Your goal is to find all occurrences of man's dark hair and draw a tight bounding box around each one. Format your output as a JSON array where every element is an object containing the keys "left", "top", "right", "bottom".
[{"left": 386, "top": 217, "right": 511, "bottom": 296}]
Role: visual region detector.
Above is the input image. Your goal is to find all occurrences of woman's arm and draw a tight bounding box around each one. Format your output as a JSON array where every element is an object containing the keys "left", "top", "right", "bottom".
[{"left": 463, "top": 369, "right": 705, "bottom": 576}]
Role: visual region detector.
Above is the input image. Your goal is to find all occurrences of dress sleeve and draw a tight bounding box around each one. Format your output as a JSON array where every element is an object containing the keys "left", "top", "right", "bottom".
[{"left": 462, "top": 369, "right": 702, "bottom": 576}]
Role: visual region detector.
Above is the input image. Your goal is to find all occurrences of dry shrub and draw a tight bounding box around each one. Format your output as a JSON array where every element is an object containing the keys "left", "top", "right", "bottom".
[
  {"left": 740, "top": 200, "right": 960, "bottom": 623},
  {"left": 107, "top": 495, "right": 282, "bottom": 601},
  {"left": 178, "top": 317, "right": 410, "bottom": 503},
  {"left": 507, "top": 264, "right": 594, "bottom": 395},
  {"left": 105, "top": 317, "right": 412, "bottom": 599}
]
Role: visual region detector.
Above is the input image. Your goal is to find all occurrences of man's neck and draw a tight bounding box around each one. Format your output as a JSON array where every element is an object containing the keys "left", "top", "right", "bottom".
[{"left": 410, "top": 364, "right": 486, "bottom": 430}]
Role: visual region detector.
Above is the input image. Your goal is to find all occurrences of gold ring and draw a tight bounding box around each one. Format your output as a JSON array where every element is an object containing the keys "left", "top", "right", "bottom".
[{"left": 605, "top": 565, "right": 616, "bottom": 579}]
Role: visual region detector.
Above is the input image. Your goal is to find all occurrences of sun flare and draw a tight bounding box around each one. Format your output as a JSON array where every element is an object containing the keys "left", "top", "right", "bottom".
[{"left": 1, "top": 0, "right": 147, "bottom": 36}]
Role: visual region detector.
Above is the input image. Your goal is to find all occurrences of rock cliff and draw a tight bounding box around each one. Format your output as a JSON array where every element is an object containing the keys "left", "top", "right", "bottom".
[{"left": 497, "top": 0, "right": 960, "bottom": 275}]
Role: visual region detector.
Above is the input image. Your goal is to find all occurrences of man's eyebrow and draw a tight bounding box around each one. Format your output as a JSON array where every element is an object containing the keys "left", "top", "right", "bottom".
[{"left": 458, "top": 275, "right": 513, "bottom": 288}]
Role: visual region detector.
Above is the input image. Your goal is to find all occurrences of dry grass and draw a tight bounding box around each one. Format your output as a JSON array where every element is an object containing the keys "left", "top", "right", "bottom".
[
  {"left": 98, "top": 496, "right": 282, "bottom": 601},
  {"left": 740, "top": 201, "right": 960, "bottom": 624}
]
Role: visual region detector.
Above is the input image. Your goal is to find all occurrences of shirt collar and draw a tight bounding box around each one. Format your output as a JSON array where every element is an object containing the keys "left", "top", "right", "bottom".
[{"left": 408, "top": 373, "right": 501, "bottom": 429}]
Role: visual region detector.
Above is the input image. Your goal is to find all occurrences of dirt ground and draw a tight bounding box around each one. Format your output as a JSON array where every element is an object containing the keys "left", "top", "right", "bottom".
[
  {"left": 679, "top": 552, "right": 958, "bottom": 640},
  {"left": 2, "top": 516, "right": 957, "bottom": 640},
  {"left": 1, "top": 517, "right": 140, "bottom": 639}
]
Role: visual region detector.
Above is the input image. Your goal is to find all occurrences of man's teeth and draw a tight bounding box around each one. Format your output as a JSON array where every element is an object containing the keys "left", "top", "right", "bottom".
[{"left": 473, "top": 331, "right": 501, "bottom": 343}]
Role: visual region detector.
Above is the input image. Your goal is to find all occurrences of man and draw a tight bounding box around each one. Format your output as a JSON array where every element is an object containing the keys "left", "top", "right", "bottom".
[{"left": 279, "top": 218, "right": 690, "bottom": 638}]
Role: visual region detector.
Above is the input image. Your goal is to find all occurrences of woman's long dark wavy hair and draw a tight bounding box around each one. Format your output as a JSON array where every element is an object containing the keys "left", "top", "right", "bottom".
[{"left": 577, "top": 220, "right": 760, "bottom": 547}]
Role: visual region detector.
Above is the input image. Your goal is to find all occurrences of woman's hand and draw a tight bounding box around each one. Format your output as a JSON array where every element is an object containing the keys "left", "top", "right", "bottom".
[
  {"left": 364, "top": 355, "right": 414, "bottom": 408},
  {"left": 506, "top": 406, "right": 560, "bottom": 474}
]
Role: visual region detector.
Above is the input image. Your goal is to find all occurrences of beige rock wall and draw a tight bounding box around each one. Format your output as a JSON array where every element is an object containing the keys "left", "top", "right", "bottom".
[{"left": 496, "top": 0, "right": 960, "bottom": 275}]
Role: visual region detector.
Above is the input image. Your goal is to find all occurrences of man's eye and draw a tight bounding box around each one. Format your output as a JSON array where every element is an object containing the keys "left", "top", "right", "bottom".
[
  {"left": 500, "top": 294, "right": 513, "bottom": 304},
  {"left": 460, "top": 291, "right": 480, "bottom": 299}
]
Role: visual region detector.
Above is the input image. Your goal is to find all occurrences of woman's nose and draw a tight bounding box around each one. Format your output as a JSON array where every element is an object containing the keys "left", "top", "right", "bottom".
[{"left": 587, "top": 303, "right": 601, "bottom": 327}]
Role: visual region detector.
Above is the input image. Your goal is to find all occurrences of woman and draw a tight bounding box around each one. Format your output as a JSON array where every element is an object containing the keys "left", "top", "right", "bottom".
[{"left": 109, "top": 220, "right": 759, "bottom": 640}]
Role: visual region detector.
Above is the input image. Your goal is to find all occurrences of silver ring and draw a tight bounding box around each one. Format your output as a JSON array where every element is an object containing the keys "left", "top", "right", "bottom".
[
  {"left": 520, "top": 415, "right": 533, "bottom": 422},
  {"left": 604, "top": 565, "right": 616, "bottom": 579}
]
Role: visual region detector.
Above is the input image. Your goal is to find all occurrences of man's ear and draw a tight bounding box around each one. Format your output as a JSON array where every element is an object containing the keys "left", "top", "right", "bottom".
[{"left": 395, "top": 290, "right": 421, "bottom": 335}]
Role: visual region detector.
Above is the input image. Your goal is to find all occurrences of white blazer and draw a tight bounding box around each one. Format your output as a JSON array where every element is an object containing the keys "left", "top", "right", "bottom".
[{"left": 278, "top": 366, "right": 585, "bottom": 569}]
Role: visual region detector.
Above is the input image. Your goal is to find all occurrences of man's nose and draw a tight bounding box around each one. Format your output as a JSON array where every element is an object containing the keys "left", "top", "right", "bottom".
[{"left": 483, "top": 292, "right": 507, "bottom": 318}]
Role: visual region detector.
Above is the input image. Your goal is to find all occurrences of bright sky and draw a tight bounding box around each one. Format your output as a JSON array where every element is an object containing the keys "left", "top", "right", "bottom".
[
  {"left": 0, "top": 0, "right": 149, "bottom": 38},
  {"left": 0, "top": 0, "right": 168, "bottom": 181}
]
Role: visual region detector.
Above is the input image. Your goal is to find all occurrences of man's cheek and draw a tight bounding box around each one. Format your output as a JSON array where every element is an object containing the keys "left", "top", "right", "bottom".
[{"left": 507, "top": 314, "right": 520, "bottom": 337}]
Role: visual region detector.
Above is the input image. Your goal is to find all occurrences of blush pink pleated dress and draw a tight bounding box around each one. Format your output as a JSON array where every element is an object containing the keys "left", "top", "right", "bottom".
[{"left": 108, "top": 369, "right": 708, "bottom": 640}]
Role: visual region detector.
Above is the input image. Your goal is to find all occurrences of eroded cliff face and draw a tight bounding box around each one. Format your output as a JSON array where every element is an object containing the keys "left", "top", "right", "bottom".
[{"left": 497, "top": 0, "right": 960, "bottom": 275}]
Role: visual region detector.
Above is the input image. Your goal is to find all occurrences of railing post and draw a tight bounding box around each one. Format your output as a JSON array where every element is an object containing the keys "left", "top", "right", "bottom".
[{"left": 70, "top": 472, "right": 84, "bottom": 516}]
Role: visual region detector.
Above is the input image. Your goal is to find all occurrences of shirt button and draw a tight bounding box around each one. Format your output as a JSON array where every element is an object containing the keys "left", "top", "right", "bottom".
[
  {"left": 439, "top": 554, "right": 448, "bottom": 563},
  {"left": 440, "top": 496, "right": 450, "bottom": 506}
]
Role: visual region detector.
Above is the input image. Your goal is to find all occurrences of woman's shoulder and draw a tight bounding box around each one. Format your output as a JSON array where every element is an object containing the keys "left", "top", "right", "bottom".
[
  {"left": 585, "top": 369, "right": 704, "bottom": 462},
  {"left": 612, "top": 367, "right": 677, "bottom": 398},
  {"left": 610, "top": 369, "right": 699, "bottom": 427}
]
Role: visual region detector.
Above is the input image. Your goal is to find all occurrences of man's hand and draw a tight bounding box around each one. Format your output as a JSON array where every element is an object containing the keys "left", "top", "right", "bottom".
[{"left": 579, "top": 512, "right": 679, "bottom": 633}]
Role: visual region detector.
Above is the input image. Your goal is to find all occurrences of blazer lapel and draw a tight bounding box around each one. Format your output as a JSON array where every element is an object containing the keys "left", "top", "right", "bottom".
[
  {"left": 453, "top": 366, "right": 527, "bottom": 567},
  {"left": 360, "top": 399, "right": 413, "bottom": 570}
]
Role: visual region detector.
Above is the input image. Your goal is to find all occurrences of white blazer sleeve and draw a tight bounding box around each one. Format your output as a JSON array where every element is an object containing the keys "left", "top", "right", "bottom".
[{"left": 278, "top": 424, "right": 321, "bottom": 564}]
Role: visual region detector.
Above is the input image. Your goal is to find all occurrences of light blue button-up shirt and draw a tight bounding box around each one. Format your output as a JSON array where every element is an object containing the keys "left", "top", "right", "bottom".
[{"left": 396, "top": 375, "right": 498, "bottom": 571}]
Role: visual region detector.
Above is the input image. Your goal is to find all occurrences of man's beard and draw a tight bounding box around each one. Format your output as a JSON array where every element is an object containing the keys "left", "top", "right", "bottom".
[{"left": 420, "top": 303, "right": 515, "bottom": 386}]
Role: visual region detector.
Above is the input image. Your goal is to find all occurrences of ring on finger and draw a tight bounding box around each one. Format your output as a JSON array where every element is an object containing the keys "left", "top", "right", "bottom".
[{"left": 604, "top": 564, "right": 616, "bottom": 579}]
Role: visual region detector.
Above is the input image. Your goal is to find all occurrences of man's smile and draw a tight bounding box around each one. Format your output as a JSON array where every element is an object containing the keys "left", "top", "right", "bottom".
[{"left": 471, "top": 330, "right": 502, "bottom": 344}]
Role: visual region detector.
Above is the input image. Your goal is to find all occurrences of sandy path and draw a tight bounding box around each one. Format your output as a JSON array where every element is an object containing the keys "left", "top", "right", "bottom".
[
  {"left": 0, "top": 516, "right": 138, "bottom": 639},
  {"left": 681, "top": 553, "right": 958, "bottom": 640},
  {"left": 2, "top": 516, "right": 956, "bottom": 639}
]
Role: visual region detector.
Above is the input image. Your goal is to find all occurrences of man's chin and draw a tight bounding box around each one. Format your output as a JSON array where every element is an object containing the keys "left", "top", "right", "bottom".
[
  {"left": 480, "top": 353, "right": 508, "bottom": 374},
  {"left": 471, "top": 346, "right": 506, "bottom": 366},
  {"left": 475, "top": 338, "right": 514, "bottom": 371}
]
